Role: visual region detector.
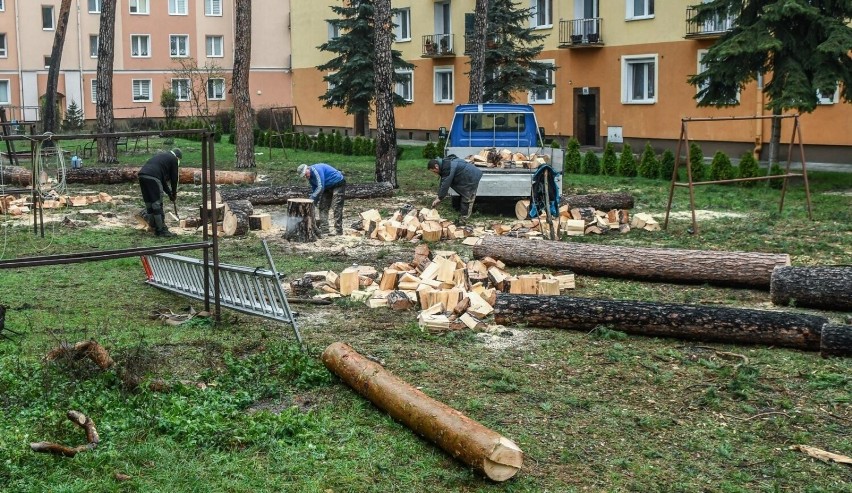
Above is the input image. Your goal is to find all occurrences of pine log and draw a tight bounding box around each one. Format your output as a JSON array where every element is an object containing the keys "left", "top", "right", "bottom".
[
  {"left": 284, "top": 198, "right": 318, "bottom": 242},
  {"left": 222, "top": 199, "right": 253, "bottom": 236},
  {"left": 321, "top": 342, "right": 524, "bottom": 481},
  {"left": 820, "top": 325, "right": 852, "bottom": 358},
  {"left": 0, "top": 165, "right": 35, "bottom": 186},
  {"left": 220, "top": 182, "right": 395, "bottom": 205},
  {"left": 59, "top": 167, "right": 256, "bottom": 185},
  {"left": 494, "top": 294, "right": 828, "bottom": 351},
  {"left": 770, "top": 266, "right": 852, "bottom": 312},
  {"left": 561, "top": 192, "right": 634, "bottom": 211},
  {"left": 474, "top": 236, "right": 790, "bottom": 289}
]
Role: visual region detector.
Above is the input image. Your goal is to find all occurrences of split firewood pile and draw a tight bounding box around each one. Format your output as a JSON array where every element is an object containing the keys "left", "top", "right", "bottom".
[
  {"left": 466, "top": 148, "right": 551, "bottom": 169},
  {"left": 1, "top": 191, "right": 113, "bottom": 216},
  {"left": 290, "top": 244, "right": 575, "bottom": 332},
  {"left": 552, "top": 205, "right": 660, "bottom": 236},
  {"left": 173, "top": 197, "right": 271, "bottom": 237},
  {"left": 357, "top": 207, "right": 479, "bottom": 242}
]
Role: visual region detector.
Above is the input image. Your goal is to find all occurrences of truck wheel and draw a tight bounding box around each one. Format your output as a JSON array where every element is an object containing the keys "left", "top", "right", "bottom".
[{"left": 451, "top": 196, "right": 462, "bottom": 211}]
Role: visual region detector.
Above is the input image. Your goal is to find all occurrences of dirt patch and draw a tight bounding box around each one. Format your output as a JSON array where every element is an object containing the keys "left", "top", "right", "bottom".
[{"left": 667, "top": 209, "right": 747, "bottom": 220}]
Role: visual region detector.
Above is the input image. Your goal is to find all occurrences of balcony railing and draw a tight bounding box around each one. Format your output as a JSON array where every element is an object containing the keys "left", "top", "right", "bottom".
[
  {"left": 422, "top": 34, "right": 455, "bottom": 58},
  {"left": 685, "top": 6, "right": 734, "bottom": 38},
  {"left": 558, "top": 18, "right": 603, "bottom": 48},
  {"left": 462, "top": 34, "right": 499, "bottom": 55}
]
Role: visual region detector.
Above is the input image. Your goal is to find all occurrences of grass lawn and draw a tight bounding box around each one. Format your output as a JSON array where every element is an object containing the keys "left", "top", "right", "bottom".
[{"left": 0, "top": 137, "right": 850, "bottom": 492}]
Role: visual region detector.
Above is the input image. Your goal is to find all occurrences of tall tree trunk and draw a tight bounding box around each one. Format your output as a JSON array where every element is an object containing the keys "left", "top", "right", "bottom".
[
  {"left": 355, "top": 111, "right": 368, "bottom": 137},
  {"left": 233, "top": 0, "right": 255, "bottom": 168},
  {"left": 373, "top": 0, "right": 397, "bottom": 187},
  {"left": 96, "top": 0, "right": 117, "bottom": 164},
  {"left": 43, "top": 0, "right": 73, "bottom": 134},
  {"left": 468, "top": 0, "right": 489, "bottom": 103},
  {"left": 768, "top": 108, "right": 782, "bottom": 165}
]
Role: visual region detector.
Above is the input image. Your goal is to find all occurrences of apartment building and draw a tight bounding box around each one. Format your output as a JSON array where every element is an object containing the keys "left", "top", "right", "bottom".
[
  {"left": 292, "top": 1, "right": 850, "bottom": 164},
  {"left": 0, "top": 0, "right": 292, "bottom": 124}
]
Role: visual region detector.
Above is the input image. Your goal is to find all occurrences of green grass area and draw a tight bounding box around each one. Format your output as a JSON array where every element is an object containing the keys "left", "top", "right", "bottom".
[{"left": 1, "top": 137, "right": 850, "bottom": 492}]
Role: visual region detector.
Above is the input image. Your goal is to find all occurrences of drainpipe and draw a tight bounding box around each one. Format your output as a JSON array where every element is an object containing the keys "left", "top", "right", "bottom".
[
  {"left": 14, "top": 0, "right": 23, "bottom": 119},
  {"left": 75, "top": 0, "right": 85, "bottom": 119},
  {"left": 754, "top": 72, "right": 764, "bottom": 160}
]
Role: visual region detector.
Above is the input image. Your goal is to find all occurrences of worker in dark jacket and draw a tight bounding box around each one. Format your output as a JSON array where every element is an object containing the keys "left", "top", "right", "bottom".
[
  {"left": 138, "top": 148, "right": 181, "bottom": 237},
  {"left": 298, "top": 163, "right": 346, "bottom": 236},
  {"left": 428, "top": 156, "right": 483, "bottom": 224}
]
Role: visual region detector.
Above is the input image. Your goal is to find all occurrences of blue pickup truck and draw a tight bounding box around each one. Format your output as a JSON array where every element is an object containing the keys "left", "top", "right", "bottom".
[{"left": 443, "top": 103, "right": 563, "bottom": 208}]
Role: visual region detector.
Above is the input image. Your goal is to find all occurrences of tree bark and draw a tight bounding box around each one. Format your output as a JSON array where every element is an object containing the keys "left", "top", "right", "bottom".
[
  {"left": 561, "top": 192, "right": 635, "bottom": 211},
  {"left": 473, "top": 235, "right": 790, "bottom": 289},
  {"left": 284, "top": 198, "right": 318, "bottom": 242},
  {"left": 768, "top": 109, "right": 782, "bottom": 166},
  {"left": 373, "top": 0, "right": 397, "bottom": 188},
  {"left": 467, "top": 0, "right": 489, "bottom": 103},
  {"left": 220, "top": 182, "right": 394, "bottom": 205},
  {"left": 43, "top": 0, "right": 73, "bottom": 134},
  {"left": 95, "top": 0, "right": 117, "bottom": 163},
  {"left": 60, "top": 167, "right": 256, "bottom": 185},
  {"left": 494, "top": 294, "right": 828, "bottom": 351},
  {"left": 233, "top": 0, "right": 254, "bottom": 168},
  {"left": 321, "top": 342, "right": 524, "bottom": 481},
  {"left": 820, "top": 325, "right": 852, "bottom": 358},
  {"left": 770, "top": 266, "right": 852, "bottom": 312},
  {"left": 222, "top": 200, "right": 253, "bottom": 237},
  {"left": 0, "top": 166, "right": 34, "bottom": 186}
]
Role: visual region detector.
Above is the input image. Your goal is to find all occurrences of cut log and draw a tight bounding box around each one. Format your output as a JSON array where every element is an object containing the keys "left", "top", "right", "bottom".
[
  {"left": 283, "top": 198, "right": 318, "bottom": 242},
  {"left": 221, "top": 182, "right": 395, "bottom": 205},
  {"left": 494, "top": 294, "right": 828, "bottom": 351},
  {"left": 820, "top": 325, "right": 852, "bottom": 358},
  {"left": 0, "top": 165, "right": 35, "bottom": 186},
  {"left": 222, "top": 200, "right": 253, "bottom": 237},
  {"left": 58, "top": 167, "right": 255, "bottom": 185},
  {"left": 339, "top": 267, "right": 360, "bottom": 296},
  {"left": 770, "top": 266, "right": 852, "bottom": 312},
  {"left": 561, "top": 192, "right": 634, "bottom": 211},
  {"left": 514, "top": 199, "right": 530, "bottom": 220},
  {"left": 30, "top": 410, "right": 99, "bottom": 458},
  {"left": 474, "top": 236, "right": 789, "bottom": 289},
  {"left": 249, "top": 213, "right": 272, "bottom": 231},
  {"left": 321, "top": 342, "right": 524, "bottom": 481}
]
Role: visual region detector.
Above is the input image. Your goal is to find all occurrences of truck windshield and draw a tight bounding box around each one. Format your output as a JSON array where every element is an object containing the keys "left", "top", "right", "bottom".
[{"left": 461, "top": 113, "right": 526, "bottom": 133}]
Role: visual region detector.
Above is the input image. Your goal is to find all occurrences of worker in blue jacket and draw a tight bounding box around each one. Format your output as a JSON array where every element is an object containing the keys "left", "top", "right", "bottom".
[
  {"left": 138, "top": 148, "right": 181, "bottom": 237},
  {"left": 297, "top": 163, "right": 346, "bottom": 236},
  {"left": 428, "top": 156, "right": 483, "bottom": 225}
]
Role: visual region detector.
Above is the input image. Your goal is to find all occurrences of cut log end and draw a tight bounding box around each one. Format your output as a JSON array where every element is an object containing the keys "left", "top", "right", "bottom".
[{"left": 483, "top": 436, "right": 524, "bottom": 481}]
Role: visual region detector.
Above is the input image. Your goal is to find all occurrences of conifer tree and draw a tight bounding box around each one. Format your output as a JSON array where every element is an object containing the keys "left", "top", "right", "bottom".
[
  {"left": 565, "top": 137, "right": 581, "bottom": 174},
  {"left": 617, "top": 143, "right": 637, "bottom": 177},
  {"left": 737, "top": 151, "right": 761, "bottom": 187},
  {"left": 710, "top": 151, "right": 735, "bottom": 181},
  {"left": 601, "top": 142, "right": 618, "bottom": 176},
  {"left": 689, "top": 142, "right": 706, "bottom": 181},
  {"left": 61, "top": 100, "right": 84, "bottom": 132},
  {"left": 638, "top": 142, "right": 660, "bottom": 179},
  {"left": 582, "top": 150, "right": 600, "bottom": 175},
  {"left": 659, "top": 149, "right": 676, "bottom": 181}
]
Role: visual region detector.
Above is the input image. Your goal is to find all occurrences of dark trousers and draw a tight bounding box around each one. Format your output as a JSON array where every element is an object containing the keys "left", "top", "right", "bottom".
[
  {"left": 317, "top": 180, "right": 346, "bottom": 234},
  {"left": 138, "top": 174, "right": 165, "bottom": 215}
]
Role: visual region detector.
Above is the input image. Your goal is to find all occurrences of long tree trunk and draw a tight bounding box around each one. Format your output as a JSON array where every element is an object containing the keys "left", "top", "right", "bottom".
[
  {"left": 770, "top": 266, "right": 852, "bottom": 312},
  {"left": 43, "top": 0, "right": 73, "bottom": 134},
  {"left": 467, "top": 0, "right": 489, "bottom": 103},
  {"left": 373, "top": 0, "right": 397, "bottom": 187},
  {"left": 95, "top": 0, "right": 117, "bottom": 164},
  {"left": 561, "top": 192, "right": 635, "bottom": 210},
  {"left": 768, "top": 108, "right": 782, "bottom": 165},
  {"left": 322, "top": 342, "right": 524, "bottom": 481},
  {"left": 233, "top": 0, "right": 255, "bottom": 168},
  {"left": 474, "top": 235, "right": 790, "bottom": 289},
  {"left": 220, "top": 182, "right": 394, "bottom": 205},
  {"left": 494, "top": 294, "right": 828, "bottom": 351}
]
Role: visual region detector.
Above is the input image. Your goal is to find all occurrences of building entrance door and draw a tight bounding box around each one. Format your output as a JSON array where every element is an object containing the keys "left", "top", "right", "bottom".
[{"left": 574, "top": 88, "right": 599, "bottom": 146}]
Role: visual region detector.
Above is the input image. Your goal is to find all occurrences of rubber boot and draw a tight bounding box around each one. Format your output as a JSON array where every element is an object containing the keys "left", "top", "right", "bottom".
[{"left": 153, "top": 213, "right": 175, "bottom": 237}]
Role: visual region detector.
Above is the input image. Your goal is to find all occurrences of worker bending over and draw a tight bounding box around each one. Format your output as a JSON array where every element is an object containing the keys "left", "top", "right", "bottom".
[
  {"left": 298, "top": 163, "right": 347, "bottom": 236},
  {"left": 138, "top": 148, "right": 181, "bottom": 237},
  {"left": 428, "top": 156, "right": 483, "bottom": 225}
]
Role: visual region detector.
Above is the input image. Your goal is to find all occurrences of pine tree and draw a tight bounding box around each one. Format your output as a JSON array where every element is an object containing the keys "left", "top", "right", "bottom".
[
  {"left": 689, "top": 142, "right": 706, "bottom": 181},
  {"left": 422, "top": 142, "right": 438, "bottom": 159},
  {"left": 565, "top": 137, "right": 581, "bottom": 174},
  {"left": 318, "top": 0, "right": 413, "bottom": 134},
  {"left": 483, "top": 0, "right": 554, "bottom": 102},
  {"left": 710, "top": 151, "right": 735, "bottom": 181},
  {"left": 61, "top": 99, "right": 84, "bottom": 132},
  {"left": 617, "top": 143, "right": 637, "bottom": 177},
  {"left": 737, "top": 151, "right": 761, "bottom": 187},
  {"left": 582, "top": 150, "right": 600, "bottom": 175},
  {"left": 638, "top": 142, "right": 660, "bottom": 179},
  {"left": 602, "top": 142, "right": 618, "bottom": 176},
  {"left": 659, "top": 149, "right": 676, "bottom": 181}
]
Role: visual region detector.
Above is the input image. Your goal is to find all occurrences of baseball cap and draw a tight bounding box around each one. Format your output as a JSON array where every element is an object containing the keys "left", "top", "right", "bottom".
[
  {"left": 171, "top": 148, "right": 183, "bottom": 160},
  {"left": 297, "top": 164, "right": 308, "bottom": 177}
]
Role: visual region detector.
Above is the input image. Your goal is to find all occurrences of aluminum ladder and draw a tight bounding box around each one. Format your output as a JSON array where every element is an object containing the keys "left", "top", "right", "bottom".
[{"left": 140, "top": 242, "right": 302, "bottom": 346}]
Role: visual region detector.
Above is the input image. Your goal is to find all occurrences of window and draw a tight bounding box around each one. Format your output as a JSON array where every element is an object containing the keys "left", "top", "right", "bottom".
[
  {"left": 206, "top": 35, "right": 223, "bottom": 57},
  {"left": 529, "top": 61, "right": 555, "bottom": 104},
  {"left": 0, "top": 80, "right": 9, "bottom": 105},
  {"left": 44, "top": 56, "right": 51, "bottom": 69},
  {"left": 205, "top": 0, "right": 222, "bottom": 16},
  {"left": 88, "top": 0, "right": 100, "bottom": 13},
  {"left": 207, "top": 78, "right": 225, "bottom": 100},
  {"left": 90, "top": 79, "right": 97, "bottom": 103},
  {"left": 434, "top": 67, "right": 453, "bottom": 103},
  {"left": 42, "top": 6, "right": 55, "bottom": 30},
  {"left": 817, "top": 87, "right": 839, "bottom": 105},
  {"left": 327, "top": 21, "right": 340, "bottom": 40},
  {"left": 394, "top": 8, "right": 411, "bottom": 41},
  {"left": 531, "top": 0, "right": 552, "bottom": 28},
  {"left": 0, "top": 1, "right": 5, "bottom": 12},
  {"left": 395, "top": 70, "right": 413, "bottom": 102},
  {"left": 89, "top": 35, "right": 99, "bottom": 57},
  {"left": 129, "top": 0, "right": 148, "bottom": 15},
  {"left": 172, "top": 79, "right": 190, "bottom": 101},
  {"left": 132, "top": 79, "right": 152, "bottom": 102},
  {"left": 622, "top": 54, "right": 657, "bottom": 104},
  {"left": 696, "top": 50, "right": 739, "bottom": 104},
  {"left": 0, "top": 34, "right": 6, "bottom": 58},
  {"left": 627, "top": 0, "right": 654, "bottom": 20},
  {"left": 169, "top": 0, "right": 187, "bottom": 16},
  {"left": 131, "top": 35, "right": 150, "bottom": 57},
  {"left": 170, "top": 35, "right": 189, "bottom": 57}
]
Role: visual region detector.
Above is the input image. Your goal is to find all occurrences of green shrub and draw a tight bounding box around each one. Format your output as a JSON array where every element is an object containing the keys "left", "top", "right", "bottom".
[
  {"left": 551, "top": 140, "right": 561, "bottom": 149},
  {"left": 436, "top": 138, "right": 446, "bottom": 156},
  {"left": 316, "top": 132, "right": 328, "bottom": 152},
  {"left": 565, "top": 137, "right": 581, "bottom": 174},
  {"left": 332, "top": 131, "right": 343, "bottom": 154},
  {"left": 709, "top": 151, "right": 735, "bottom": 181},
  {"left": 602, "top": 142, "right": 618, "bottom": 176},
  {"left": 737, "top": 151, "right": 761, "bottom": 187},
  {"left": 659, "top": 149, "right": 676, "bottom": 180},
  {"left": 638, "top": 142, "right": 660, "bottom": 179},
  {"left": 423, "top": 141, "right": 438, "bottom": 159},
  {"left": 342, "top": 136, "right": 353, "bottom": 155},
  {"left": 283, "top": 132, "right": 293, "bottom": 149},
  {"left": 618, "top": 143, "right": 638, "bottom": 177},
  {"left": 768, "top": 162, "right": 784, "bottom": 189},
  {"left": 689, "top": 142, "right": 706, "bottom": 181},
  {"left": 582, "top": 150, "right": 601, "bottom": 175}
]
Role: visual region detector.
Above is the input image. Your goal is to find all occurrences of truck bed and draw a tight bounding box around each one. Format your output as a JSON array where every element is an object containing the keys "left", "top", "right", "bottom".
[{"left": 445, "top": 146, "right": 564, "bottom": 199}]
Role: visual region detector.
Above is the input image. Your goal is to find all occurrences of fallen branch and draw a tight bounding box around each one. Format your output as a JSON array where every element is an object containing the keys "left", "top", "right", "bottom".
[
  {"left": 30, "top": 410, "right": 99, "bottom": 457},
  {"left": 790, "top": 445, "right": 852, "bottom": 466},
  {"left": 45, "top": 340, "right": 115, "bottom": 369}
]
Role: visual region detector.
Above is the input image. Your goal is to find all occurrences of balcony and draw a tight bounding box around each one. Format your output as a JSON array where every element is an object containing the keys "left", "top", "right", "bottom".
[
  {"left": 685, "top": 6, "right": 734, "bottom": 39},
  {"left": 462, "top": 34, "right": 499, "bottom": 55},
  {"left": 558, "top": 18, "right": 603, "bottom": 48},
  {"left": 422, "top": 34, "right": 455, "bottom": 58}
]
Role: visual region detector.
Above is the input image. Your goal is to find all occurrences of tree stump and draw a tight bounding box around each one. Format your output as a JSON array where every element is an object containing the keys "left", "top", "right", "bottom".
[
  {"left": 222, "top": 200, "right": 253, "bottom": 237},
  {"left": 770, "top": 266, "right": 852, "bottom": 312},
  {"left": 284, "top": 198, "right": 318, "bottom": 242}
]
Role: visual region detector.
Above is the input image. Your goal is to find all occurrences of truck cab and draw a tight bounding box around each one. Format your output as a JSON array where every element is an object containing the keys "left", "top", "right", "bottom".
[{"left": 443, "top": 103, "right": 564, "bottom": 200}]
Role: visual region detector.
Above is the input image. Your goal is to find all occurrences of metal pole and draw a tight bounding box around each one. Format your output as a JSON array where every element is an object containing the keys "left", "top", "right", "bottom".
[
  {"left": 201, "top": 134, "right": 210, "bottom": 313},
  {"left": 208, "top": 134, "right": 221, "bottom": 321},
  {"left": 262, "top": 239, "right": 304, "bottom": 348}
]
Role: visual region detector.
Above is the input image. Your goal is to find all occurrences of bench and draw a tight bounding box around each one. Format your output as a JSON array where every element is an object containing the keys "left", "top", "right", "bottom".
[{"left": 81, "top": 136, "right": 129, "bottom": 158}]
